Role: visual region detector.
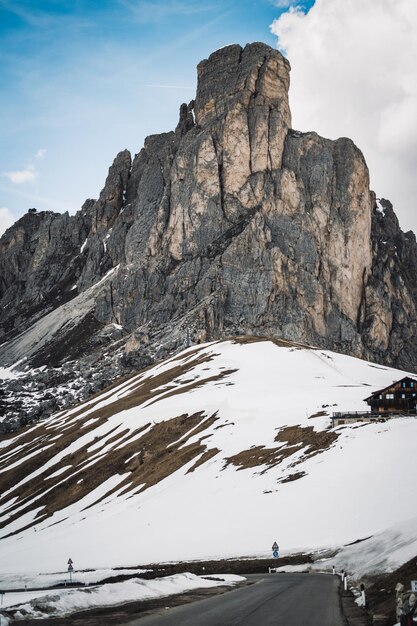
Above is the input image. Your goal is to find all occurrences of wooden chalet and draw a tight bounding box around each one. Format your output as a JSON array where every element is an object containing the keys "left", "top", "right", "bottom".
[
  {"left": 332, "top": 376, "right": 417, "bottom": 427},
  {"left": 364, "top": 377, "right": 417, "bottom": 414}
]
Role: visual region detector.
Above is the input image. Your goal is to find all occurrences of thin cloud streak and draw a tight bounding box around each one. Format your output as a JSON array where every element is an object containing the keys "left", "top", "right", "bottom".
[
  {"left": 273, "top": 0, "right": 301, "bottom": 7},
  {"left": 0, "top": 0, "right": 97, "bottom": 31},
  {"left": 0, "top": 184, "right": 72, "bottom": 213},
  {"left": 120, "top": 0, "right": 222, "bottom": 23},
  {"left": 142, "top": 84, "right": 195, "bottom": 90},
  {"left": 0, "top": 0, "right": 52, "bottom": 27},
  {"left": 124, "top": 10, "right": 234, "bottom": 69},
  {"left": 3, "top": 168, "right": 36, "bottom": 184}
]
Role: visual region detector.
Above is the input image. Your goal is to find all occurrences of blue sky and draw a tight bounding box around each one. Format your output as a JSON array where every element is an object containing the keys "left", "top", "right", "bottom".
[
  {"left": 3, "top": 1, "right": 415, "bottom": 236},
  {"left": 0, "top": 0, "right": 315, "bottom": 230}
]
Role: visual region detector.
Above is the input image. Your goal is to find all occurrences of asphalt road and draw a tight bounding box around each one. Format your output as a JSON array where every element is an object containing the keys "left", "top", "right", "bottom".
[{"left": 126, "top": 573, "right": 345, "bottom": 626}]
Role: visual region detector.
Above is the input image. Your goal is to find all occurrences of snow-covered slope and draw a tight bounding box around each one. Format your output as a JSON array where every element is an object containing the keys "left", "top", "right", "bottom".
[{"left": 0, "top": 338, "right": 416, "bottom": 576}]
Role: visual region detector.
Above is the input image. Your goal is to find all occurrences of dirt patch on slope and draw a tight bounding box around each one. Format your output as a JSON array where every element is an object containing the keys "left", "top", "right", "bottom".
[
  {"left": 231, "top": 335, "right": 317, "bottom": 350},
  {"left": 275, "top": 425, "right": 338, "bottom": 453},
  {"left": 0, "top": 411, "right": 220, "bottom": 537},
  {"left": 187, "top": 447, "right": 220, "bottom": 473},
  {"left": 0, "top": 349, "right": 231, "bottom": 535},
  {"left": 146, "top": 369, "right": 237, "bottom": 407},
  {"left": 224, "top": 425, "right": 338, "bottom": 475}
]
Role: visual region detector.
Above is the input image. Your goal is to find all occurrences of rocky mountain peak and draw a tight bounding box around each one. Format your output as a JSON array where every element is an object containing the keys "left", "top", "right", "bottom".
[
  {"left": 195, "top": 43, "right": 290, "bottom": 127},
  {"left": 91, "top": 148, "right": 132, "bottom": 234},
  {"left": 1, "top": 42, "right": 417, "bottom": 432}
]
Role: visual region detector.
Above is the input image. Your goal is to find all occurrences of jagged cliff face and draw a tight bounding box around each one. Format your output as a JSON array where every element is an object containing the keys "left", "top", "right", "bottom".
[
  {"left": 365, "top": 198, "right": 417, "bottom": 367},
  {"left": 1, "top": 42, "right": 416, "bottom": 428}
]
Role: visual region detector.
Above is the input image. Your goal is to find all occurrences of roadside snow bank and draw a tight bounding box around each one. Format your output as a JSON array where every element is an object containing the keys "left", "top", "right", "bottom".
[
  {"left": 329, "top": 516, "right": 417, "bottom": 576},
  {"left": 3, "top": 573, "right": 245, "bottom": 620}
]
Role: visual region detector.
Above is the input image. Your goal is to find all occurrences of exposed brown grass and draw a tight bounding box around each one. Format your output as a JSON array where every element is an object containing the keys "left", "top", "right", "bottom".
[
  {"left": 146, "top": 369, "right": 237, "bottom": 407},
  {"left": 225, "top": 445, "right": 285, "bottom": 471},
  {"left": 0, "top": 349, "right": 232, "bottom": 536},
  {"left": 231, "top": 335, "right": 316, "bottom": 351},
  {"left": 308, "top": 410, "right": 328, "bottom": 419},
  {"left": 1, "top": 411, "right": 221, "bottom": 537},
  {"left": 187, "top": 448, "right": 220, "bottom": 473},
  {"left": 278, "top": 471, "right": 306, "bottom": 483},
  {"left": 275, "top": 425, "right": 338, "bottom": 457},
  {"left": 225, "top": 425, "right": 339, "bottom": 476},
  {"left": 118, "top": 412, "right": 219, "bottom": 496}
]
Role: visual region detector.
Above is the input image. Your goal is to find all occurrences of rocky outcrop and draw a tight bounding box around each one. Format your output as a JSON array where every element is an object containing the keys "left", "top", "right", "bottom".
[
  {"left": 1, "top": 42, "right": 417, "bottom": 429},
  {"left": 0, "top": 209, "right": 89, "bottom": 341},
  {"left": 364, "top": 198, "right": 417, "bottom": 370}
]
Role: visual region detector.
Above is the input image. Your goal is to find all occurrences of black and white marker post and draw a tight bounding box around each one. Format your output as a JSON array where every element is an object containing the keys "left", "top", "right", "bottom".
[
  {"left": 0, "top": 593, "right": 6, "bottom": 626},
  {"left": 67, "top": 558, "right": 74, "bottom": 584},
  {"left": 340, "top": 569, "right": 348, "bottom": 591}
]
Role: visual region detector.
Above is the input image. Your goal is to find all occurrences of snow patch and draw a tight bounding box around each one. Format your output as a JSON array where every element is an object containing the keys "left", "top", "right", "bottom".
[
  {"left": 2, "top": 573, "right": 244, "bottom": 618},
  {"left": 0, "top": 367, "right": 22, "bottom": 380},
  {"left": 376, "top": 199, "right": 386, "bottom": 216},
  {"left": 95, "top": 265, "right": 120, "bottom": 287}
]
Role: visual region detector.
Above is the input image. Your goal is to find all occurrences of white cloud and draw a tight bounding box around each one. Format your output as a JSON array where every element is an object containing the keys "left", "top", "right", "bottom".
[
  {"left": 2, "top": 150, "right": 45, "bottom": 186},
  {"left": 271, "top": 0, "right": 417, "bottom": 233},
  {"left": 0, "top": 207, "right": 16, "bottom": 236},
  {"left": 3, "top": 166, "right": 37, "bottom": 184}
]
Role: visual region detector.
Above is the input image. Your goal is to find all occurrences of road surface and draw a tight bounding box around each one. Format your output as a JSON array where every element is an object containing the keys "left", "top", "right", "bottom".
[{"left": 125, "top": 573, "right": 345, "bottom": 625}]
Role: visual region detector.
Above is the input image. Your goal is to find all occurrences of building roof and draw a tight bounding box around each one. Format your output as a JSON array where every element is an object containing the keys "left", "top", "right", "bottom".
[{"left": 364, "top": 376, "right": 417, "bottom": 402}]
